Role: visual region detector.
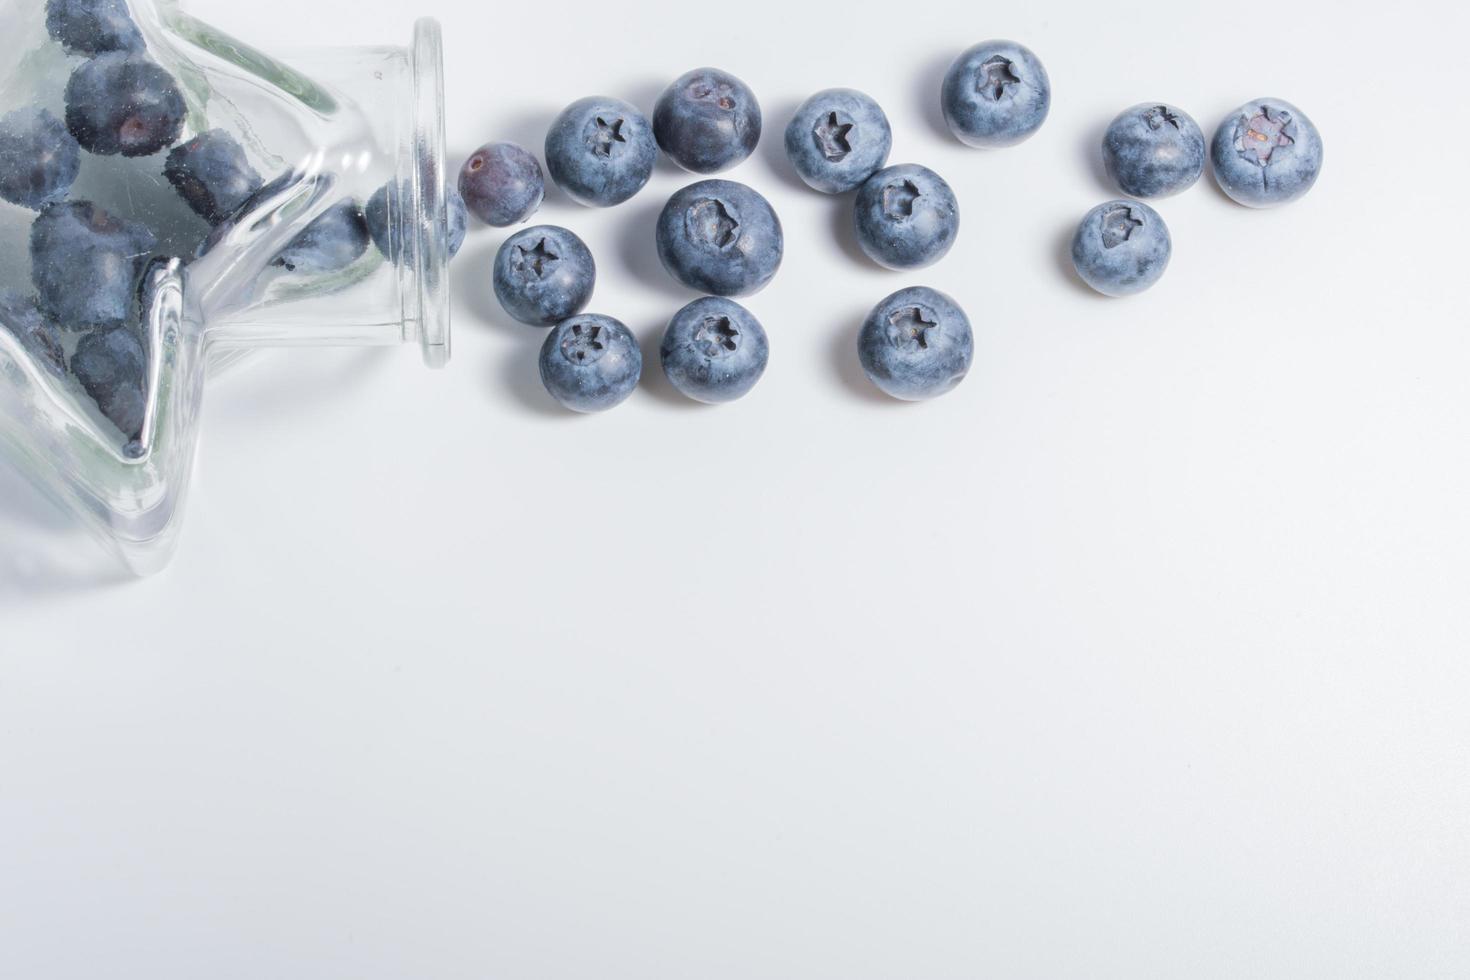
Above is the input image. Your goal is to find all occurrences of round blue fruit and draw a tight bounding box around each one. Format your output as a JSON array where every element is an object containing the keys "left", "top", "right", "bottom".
[
  {"left": 656, "top": 180, "right": 782, "bottom": 296},
  {"left": 1070, "top": 199, "right": 1172, "bottom": 296},
  {"left": 941, "top": 40, "right": 1050, "bottom": 148},
  {"left": 164, "top": 129, "right": 263, "bottom": 224},
  {"left": 70, "top": 324, "right": 148, "bottom": 448},
  {"left": 46, "top": 0, "right": 144, "bottom": 55},
  {"left": 1102, "top": 103, "right": 1205, "bottom": 199},
  {"left": 784, "top": 88, "right": 892, "bottom": 194},
  {"left": 458, "top": 142, "right": 543, "bottom": 227},
  {"left": 270, "top": 199, "right": 370, "bottom": 275},
  {"left": 660, "top": 296, "right": 769, "bottom": 404},
  {"left": 364, "top": 181, "right": 468, "bottom": 262},
  {"left": 653, "top": 67, "right": 762, "bottom": 174},
  {"left": 0, "top": 108, "right": 81, "bottom": 211},
  {"left": 858, "top": 286, "right": 973, "bottom": 401},
  {"left": 493, "top": 225, "right": 596, "bottom": 327},
  {"left": 545, "top": 97, "right": 657, "bottom": 208},
  {"left": 853, "top": 164, "right": 959, "bottom": 270},
  {"left": 30, "top": 200, "right": 157, "bottom": 329},
  {"left": 539, "top": 314, "right": 641, "bottom": 413},
  {"left": 0, "top": 289, "right": 66, "bottom": 378},
  {"left": 64, "top": 51, "right": 185, "bottom": 158},
  {"left": 1210, "top": 98, "right": 1323, "bottom": 208}
]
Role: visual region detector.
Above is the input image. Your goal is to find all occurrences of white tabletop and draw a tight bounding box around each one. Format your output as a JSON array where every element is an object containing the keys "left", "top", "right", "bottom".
[{"left": 3, "top": 0, "right": 1467, "bottom": 976}]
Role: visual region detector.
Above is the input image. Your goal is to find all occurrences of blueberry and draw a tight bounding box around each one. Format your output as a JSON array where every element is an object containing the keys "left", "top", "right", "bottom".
[
  {"left": 1102, "top": 103, "right": 1205, "bottom": 199},
  {"left": 0, "top": 290, "right": 66, "bottom": 377},
  {"left": 443, "top": 187, "right": 469, "bottom": 257},
  {"left": 1070, "top": 200, "right": 1171, "bottom": 296},
  {"left": 0, "top": 108, "right": 82, "bottom": 210},
  {"left": 853, "top": 164, "right": 959, "bottom": 270},
  {"left": 655, "top": 179, "right": 782, "bottom": 296},
  {"left": 271, "top": 199, "right": 370, "bottom": 275},
  {"left": 364, "top": 181, "right": 468, "bottom": 262},
  {"left": 492, "top": 225, "right": 596, "bottom": 326},
  {"left": 858, "top": 286, "right": 973, "bottom": 401},
  {"left": 539, "top": 314, "right": 641, "bottom": 413},
  {"left": 783, "top": 88, "right": 892, "bottom": 194},
  {"left": 70, "top": 324, "right": 147, "bottom": 445},
  {"left": 653, "top": 67, "right": 761, "bottom": 174},
  {"left": 659, "top": 296, "right": 769, "bottom": 404},
  {"left": 941, "top": 40, "right": 1050, "bottom": 148},
  {"left": 1211, "top": 98, "right": 1323, "bottom": 208},
  {"left": 458, "top": 142, "right": 544, "bottom": 226},
  {"left": 45, "top": 0, "right": 144, "bottom": 55},
  {"left": 30, "top": 200, "right": 157, "bottom": 329},
  {"left": 162, "top": 129, "right": 263, "bottom": 224},
  {"left": 64, "top": 51, "right": 185, "bottom": 157},
  {"left": 545, "top": 97, "right": 657, "bottom": 208}
]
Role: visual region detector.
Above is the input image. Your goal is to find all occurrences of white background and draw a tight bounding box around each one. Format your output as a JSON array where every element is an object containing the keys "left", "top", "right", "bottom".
[{"left": 3, "top": 0, "right": 1468, "bottom": 976}]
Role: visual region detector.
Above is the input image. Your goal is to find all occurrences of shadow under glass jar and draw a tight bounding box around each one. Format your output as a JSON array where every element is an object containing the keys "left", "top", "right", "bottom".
[{"left": 0, "top": 0, "right": 453, "bottom": 574}]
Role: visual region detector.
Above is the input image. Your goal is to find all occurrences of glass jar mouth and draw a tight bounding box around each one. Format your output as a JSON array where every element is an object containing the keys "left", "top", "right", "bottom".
[{"left": 409, "top": 17, "right": 450, "bottom": 369}]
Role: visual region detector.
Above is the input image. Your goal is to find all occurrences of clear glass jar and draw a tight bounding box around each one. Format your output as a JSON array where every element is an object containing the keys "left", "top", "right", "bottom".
[{"left": 0, "top": 0, "right": 453, "bottom": 574}]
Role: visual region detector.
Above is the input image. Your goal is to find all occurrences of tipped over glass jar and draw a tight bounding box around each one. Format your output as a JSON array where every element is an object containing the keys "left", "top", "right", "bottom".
[{"left": 0, "top": 0, "right": 456, "bottom": 574}]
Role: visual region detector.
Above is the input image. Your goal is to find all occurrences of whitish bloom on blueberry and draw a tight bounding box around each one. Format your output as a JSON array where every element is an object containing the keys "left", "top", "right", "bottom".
[
  {"left": 941, "top": 40, "right": 1050, "bottom": 148},
  {"left": 854, "top": 164, "right": 959, "bottom": 270},
  {"left": 493, "top": 225, "right": 596, "bottom": 326},
  {"left": 1070, "top": 199, "right": 1171, "bottom": 296},
  {"left": 656, "top": 180, "right": 782, "bottom": 296},
  {"left": 1211, "top": 98, "right": 1323, "bottom": 208},
  {"left": 659, "top": 296, "right": 768, "bottom": 404},
  {"left": 858, "top": 287, "right": 973, "bottom": 401},
  {"left": 545, "top": 97, "right": 656, "bottom": 208},
  {"left": 784, "top": 89, "right": 892, "bottom": 194},
  {"left": 539, "top": 313, "right": 641, "bottom": 413},
  {"left": 1102, "top": 102, "right": 1206, "bottom": 198}
]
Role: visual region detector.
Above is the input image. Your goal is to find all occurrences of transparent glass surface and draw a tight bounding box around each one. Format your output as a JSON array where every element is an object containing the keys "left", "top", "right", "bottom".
[{"left": 0, "top": 0, "right": 452, "bottom": 574}]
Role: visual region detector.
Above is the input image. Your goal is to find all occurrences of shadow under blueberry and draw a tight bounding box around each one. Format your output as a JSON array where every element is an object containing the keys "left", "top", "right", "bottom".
[
  {"left": 614, "top": 197, "right": 696, "bottom": 303},
  {"left": 450, "top": 236, "right": 543, "bottom": 340},
  {"left": 829, "top": 195, "right": 877, "bottom": 267},
  {"left": 620, "top": 77, "right": 687, "bottom": 179},
  {"left": 492, "top": 342, "right": 566, "bottom": 418},
  {"left": 916, "top": 48, "right": 959, "bottom": 142},
  {"left": 755, "top": 96, "right": 810, "bottom": 194},
  {"left": 634, "top": 320, "right": 705, "bottom": 409},
  {"left": 827, "top": 309, "right": 894, "bottom": 404},
  {"left": 1080, "top": 116, "right": 1113, "bottom": 194}
]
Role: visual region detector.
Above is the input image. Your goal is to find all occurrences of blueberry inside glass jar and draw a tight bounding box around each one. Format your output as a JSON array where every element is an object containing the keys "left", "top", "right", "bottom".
[{"left": 0, "top": 0, "right": 458, "bottom": 573}]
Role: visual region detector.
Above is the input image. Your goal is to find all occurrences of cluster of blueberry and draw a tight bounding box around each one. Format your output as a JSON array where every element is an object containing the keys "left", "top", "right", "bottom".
[
  {"left": 1073, "top": 96, "right": 1323, "bottom": 296},
  {"left": 456, "top": 72, "right": 785, "bottom": 411},
  {"left": 460, "top": 57, "right": 984, "bottom": 409},
  {"left": 459, "top": 40, "right": 1322, "bottom": 411},
  {"left": 0, "top": 0, "right": 472, "bottom": 452}
]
